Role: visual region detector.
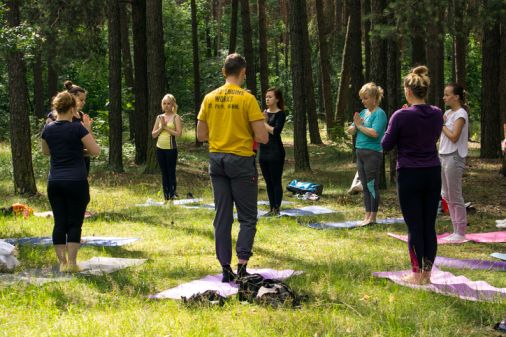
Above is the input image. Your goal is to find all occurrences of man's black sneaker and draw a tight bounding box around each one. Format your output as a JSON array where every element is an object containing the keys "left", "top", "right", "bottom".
[
  {"left": 237, "top": 263, "right": 250, "bottom": 278},
  {"left": 221, "top": 265, "right": 237, "bottom": 283}
]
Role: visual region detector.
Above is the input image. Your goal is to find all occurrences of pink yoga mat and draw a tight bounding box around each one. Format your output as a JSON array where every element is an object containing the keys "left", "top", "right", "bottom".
[
  {"left": 387, "top": 231, "right": 506, "bottom": 244},
  {"left": 149, "top": 268, "right": 300, "bottom": 300},
  {"left": 373, "top": 267, "right": 506, "bottom": 302}
]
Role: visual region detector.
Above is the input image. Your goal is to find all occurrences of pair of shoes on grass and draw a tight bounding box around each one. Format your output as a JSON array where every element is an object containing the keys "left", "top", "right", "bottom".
[{"left": 221, "top": 263, "right": 250, "bottom": 283}]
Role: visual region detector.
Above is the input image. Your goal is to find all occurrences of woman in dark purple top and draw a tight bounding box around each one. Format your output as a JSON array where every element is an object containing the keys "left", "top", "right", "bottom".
[
  {"left": 381, "top": 66, "right": 443, "bottom": 285},
  {"left": 41, "top": 91, "right": 100, "bottom": 273}
]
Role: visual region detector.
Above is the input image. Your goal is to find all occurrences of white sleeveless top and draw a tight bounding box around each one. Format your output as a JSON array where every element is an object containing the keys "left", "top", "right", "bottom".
[{"left": 439, "top": 108, "right": 468, "bottom": 157}]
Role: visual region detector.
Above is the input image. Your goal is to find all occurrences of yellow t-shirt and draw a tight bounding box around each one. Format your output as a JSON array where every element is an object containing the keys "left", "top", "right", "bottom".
[
  {"left": 197, "top": 83, "right": 264, "bottom": 157},
  {"left": 156, "top": 116, "right": 177, "bottom": 150}
]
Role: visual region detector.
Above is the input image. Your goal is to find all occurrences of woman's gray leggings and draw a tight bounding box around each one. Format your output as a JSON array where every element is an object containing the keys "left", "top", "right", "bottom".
[{"left": 356, "top": 149, "right": 383, "bottom": 212}]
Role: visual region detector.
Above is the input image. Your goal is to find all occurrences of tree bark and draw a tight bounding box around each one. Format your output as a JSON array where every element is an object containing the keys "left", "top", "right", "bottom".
[
  {"left": 386, "top": 12, "right": 400, "bottom": 184},
  {"left": 191, "top": 0, "right": 202, "bottom": 146},
  {"left": 370, "top": 0, "right": 387, "bottom": 189},
  {"left": 145, "top": 0, "right": 167, "bottom": 173},
  {"left": 120, "top": 2, "right": 136, "bottom": 142},
  {"left": 258, "top": 0, "right": 269, "bottom": 107},
  {"left": 316, "top": 0, "right": 334, "bottom": 139},
  {"left": 426, "top": 6, "right": 445, "bottom": 109},
  {"left": 288, "top": 0, "right": 311, "bottom": 171},
  {"left": 500, "top": 18, "right": 506, "bottom": 175},
  {"left": 362, "top": 0, "right": 371, "bottom": 82},
  {"left": 240, "top": 0, "right": 256, "bottom": 96},
  {"left": 132, "top": 0, "right": 148, "bottom": 165},
  {"left": 409, "top": 2, "right": 427, "bottom": 66},
  {"left": 33, "top": 50, "right": 45, "bottom": 119},
  {"left": 480, "top": 0, "right": 501, "bottom": 159},
  {"left": 205, "top": 18, "right": 212, "bottom": 58},
  {"left": 300, "top": 1, "right": 322, "bottom": 145},
  {"left": 6, "top": 0, "right": 37, "bottom": 196},
  {"left": 229, "top": 0, "right": 238, "bottom": 54},
  {"left": 348, "top": 0, "right": 364, "bottom": 116},
  {"left": 334, "top": 16, "right": 351, "bottom": 139},
  {"left": 453, "top": 0, "right": 468, "bottom": 87},
  {"left": 108, "top": 0, "right": 124, "bottom": 172}
]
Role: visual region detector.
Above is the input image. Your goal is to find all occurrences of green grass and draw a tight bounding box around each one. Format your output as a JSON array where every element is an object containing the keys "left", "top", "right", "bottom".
[{"left": 0, "top": 133, "right": 505, "bottom": 337}]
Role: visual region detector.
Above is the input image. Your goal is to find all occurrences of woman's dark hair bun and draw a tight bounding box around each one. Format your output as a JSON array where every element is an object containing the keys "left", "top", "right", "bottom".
[{"left": 64, "top": 80, "right": 74, "bottom": 90}]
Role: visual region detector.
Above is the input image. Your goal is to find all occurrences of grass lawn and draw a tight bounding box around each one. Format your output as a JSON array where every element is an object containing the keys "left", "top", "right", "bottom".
[{"left": 0, "top": 130, "right": 505, "bottom": 337}]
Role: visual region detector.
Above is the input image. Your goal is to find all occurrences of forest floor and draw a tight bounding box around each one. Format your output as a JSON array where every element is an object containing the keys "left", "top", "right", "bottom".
[{"left": 0, "top": 132, "right": 505, "bottom": 337}]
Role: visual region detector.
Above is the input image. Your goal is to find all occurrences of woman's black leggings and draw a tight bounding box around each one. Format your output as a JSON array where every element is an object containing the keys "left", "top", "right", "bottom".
[
  {"left": 259, "top": 159, "right": 285, "bottom": 209},
  {"left": 48, "top": 180, "right": 90, "bottom": 245},
  {"left": 397, "top": 166, "right": 441, "bottom": 272},
  {"left": 156, "top": 148, "right": 178, "bottom": 199}
]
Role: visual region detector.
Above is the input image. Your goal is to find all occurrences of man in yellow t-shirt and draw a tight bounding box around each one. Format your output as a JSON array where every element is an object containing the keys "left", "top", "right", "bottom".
[{"left": 197, "top": 53, "right": 268, "bottom": 283}]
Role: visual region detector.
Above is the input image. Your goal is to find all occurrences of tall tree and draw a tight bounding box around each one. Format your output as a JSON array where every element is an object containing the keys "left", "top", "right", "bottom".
[
  {"left": 5, "top": 0, "right": 37, "bottom": 195},
  {"left": 334, "top": 16, "right": 351, "bottom": 139},
  {"left": 480, "top": 0, "right": 502, "bottom": 158},
  {"left": 257, "top": 0, "right": 269, "bottom": 107},
  {"left": 132, "top": 0, "right": 148, "bottom": 164},
  {"left": 228, "top": 0, "right": 238, "bottom": 54},
  {"left": 288, "top": 0, "right": 311, "bottom": 171},
  {"left": 386, "top": 12, "right": 400, "bottom": 184},
  {"left": 191, "top": 0, "right": 202, "bottom": 145},
  {"left": 46, "top": 5, "right": 58, "bottom": 106},
  {"left": 145, "top": 0, "right": 166, "bottom": 173},
  {"left": 426, "top": 4, "right": 445, "bottom": 109},
  {"left": 299, "top": 1, "right": 322, "bottom": 145},
  {"left": 315, "top": 0, "right": 334, "bottom": 139},
  {"left": 362, "top": 0, "right": 371, "bottom": 82},
  {"left": 348, "top": 0, "right": 364, "bottom": 116},
  {"left": 212, "top": 0, "right": 223, "bottom": 56},
  {"left": 370, "top": 0, "right": 387, "bottom": 189},
  {"left": 108, "top": 0, "right": 123, "bottom": 172},
  {"left": 33, "top": 50, "right": 45, "bottom": 119},
  {"left": 409, "top": 2, "right": 427, "bottom": 66},
  {"left": 120, "top": 1, "right": 135, "bottom": 142},
  {"left": 240, "top": 0, "right": 256, "bottom": 96},
  {"left": 453, "top": 0, "right": 469, "bottom": 87}
]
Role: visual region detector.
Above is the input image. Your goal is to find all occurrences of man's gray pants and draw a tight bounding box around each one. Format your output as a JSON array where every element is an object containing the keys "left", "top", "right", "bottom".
[{"left": 209, "top": 152, "right": 258, "bottom": 266}]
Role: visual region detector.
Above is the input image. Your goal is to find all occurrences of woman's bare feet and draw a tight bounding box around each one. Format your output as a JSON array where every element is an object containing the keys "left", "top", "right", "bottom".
[{"left": 401, "top": 272, "right": 431, "bottom": 285}]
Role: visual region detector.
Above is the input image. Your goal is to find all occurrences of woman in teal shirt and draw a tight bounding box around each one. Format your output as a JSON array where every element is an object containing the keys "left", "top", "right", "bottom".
[{"left": 348, "top": 82, "right": 388, "bottom": 225}]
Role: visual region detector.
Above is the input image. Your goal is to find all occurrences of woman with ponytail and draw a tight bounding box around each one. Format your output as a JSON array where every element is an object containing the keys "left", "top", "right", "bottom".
[
  {"left": 381, "top": 66, "right": 443, "bottom": 285},
  {"left": 440, "top": 83, "right": 469, "bottom": 241}
]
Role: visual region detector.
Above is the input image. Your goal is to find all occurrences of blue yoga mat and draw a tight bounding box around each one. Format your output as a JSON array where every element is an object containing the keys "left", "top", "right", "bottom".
[
  {"left": 308, "top": 217, "right": 405, "bottom": 229},
  {"left": 4, "top": 236, "right": 139, "bottom": 247},
  {"left": 491, "top": 253, "right": 506, "bottom": 261}
]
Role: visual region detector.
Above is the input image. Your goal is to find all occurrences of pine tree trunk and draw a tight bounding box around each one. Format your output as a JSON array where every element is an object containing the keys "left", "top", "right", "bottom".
[
  {"left": 316, "top": 0, "right": 335, "bottom": 139},
  {"left": 453, "top": 0, "right": 468, "bottom": 87},
  {"left": 480, "top": 1, "right": 501, "bottom": 159},
  {"left": 335, "top": 16, "right": 351, "bottom": 139},
  {"left": 370, "top": 0, "right": 387, "bottom": 189},
  {"left": 499, "top": 16, "right": 506, "bottom": 175},
  {"left": 301, "top": 1, "right": 322, "bottom": 145},
  {"left": 386, "top": 12, "right": 400, "bottom": 184},
  {"left": 6, "top": 0, "right": 37, "bottom": 196},
  {"left": 426, "top": 6, "right": 445, "bottom": 109},
  {"left": 108, "top": 0, "right": 124, "bottom": 173},
  {"left": 132, "top": 0, "right": 148, "bottom": 165},
  {"left": 348, "top": 0, "right": 364, "bottom": 116},
  {"left": 229, "top": 0, "right": 238, "bottom": 54},
  {"left": 409, "top": 2, "right": 427, "bottom": 67},
  {"left": 120, "top": 2, "right": 136, "bottom": 142},
  {"left": 240, "top": 0, "right": 257, "bottom": 96},
  {"left": 145, "top": 0, "right": 167, "bottom": 173},
  {"left": 205, "top": 18, "right": 212, "bottom": 58},
  {"left": 288, "top": 0, "right": 311, "bottom": 171},
  {"left": 191, "top": 0, "right": 202, "bottom": 146},
  {"left": 258, "top": 0, "right": 269, "bottom": 107},
  {"left": 33, "top": 51, "right": 45, "bottom": 119},
  {"left": 46, "top": 38, "right": 58, "bottom": 107},
  {"left": 362, "top": 0, "right": 371, "bottom": 82}
]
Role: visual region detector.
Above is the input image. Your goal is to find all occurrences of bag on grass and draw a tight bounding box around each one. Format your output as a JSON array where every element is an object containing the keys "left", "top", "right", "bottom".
[
  {"left": 182, "top": 290, "right": 226, "bottom": 307},
  {"left": 287, "top": 180, "right": 323, "bottom": 196}
]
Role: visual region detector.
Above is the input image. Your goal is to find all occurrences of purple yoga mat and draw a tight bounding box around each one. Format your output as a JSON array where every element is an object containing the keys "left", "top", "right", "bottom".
[
  {"left": 387, "top": 231, "right": 506, "bottom": 244},
  {"left": 373, "top": 267, "right": 506, "bottom": 302},
  {"left": 149, "top": 268, "right": 300, "bottom": 300},
  {"left": 434, "top": 256, "right": 506, "bottom": 271}
]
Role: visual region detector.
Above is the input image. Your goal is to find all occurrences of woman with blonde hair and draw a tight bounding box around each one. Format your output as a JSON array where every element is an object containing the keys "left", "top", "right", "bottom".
[
  {"left": 41, "top": 91, "right": 100, "bottom": 272},
  {"left": 151, "top": 94, "right": 182, "bottom": 201},
  {"left": 382, "top": 66, "right": 443, "bottom": 285},
  {"left": 348, "top": 82, "right": 387, "bottom": 225}
]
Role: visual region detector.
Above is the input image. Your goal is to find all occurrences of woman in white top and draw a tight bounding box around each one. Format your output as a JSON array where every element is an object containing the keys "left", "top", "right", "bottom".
[{"left": 440, "top": 83, "right": 469, "bottom": 241}]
